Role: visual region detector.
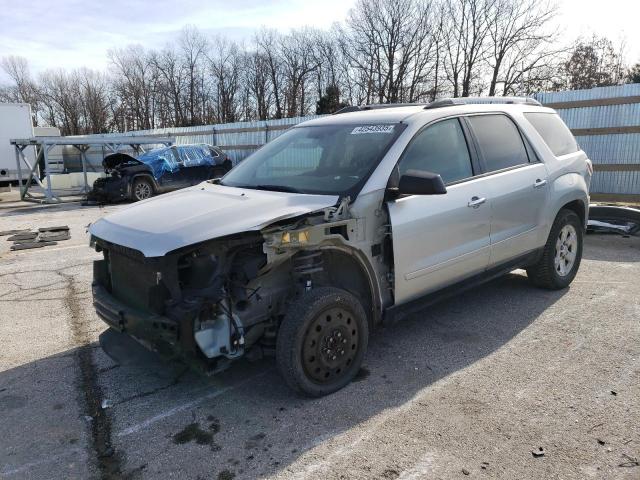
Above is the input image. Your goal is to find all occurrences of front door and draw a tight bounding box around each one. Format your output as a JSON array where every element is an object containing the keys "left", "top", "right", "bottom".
[
  {"left": 159, "top": 147, "right": 191, "bottom": 190},
  {"left": 387, "top": 118, "right": 491, "bottom": 305}
]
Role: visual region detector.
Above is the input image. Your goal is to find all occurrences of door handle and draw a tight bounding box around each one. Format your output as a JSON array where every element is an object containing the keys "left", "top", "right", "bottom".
[
  {"left": 534, "top": 179, "right": 547, "bottom": 188},
  {"left": 467, "top": 196, "right": 486, "bottom": 208}
]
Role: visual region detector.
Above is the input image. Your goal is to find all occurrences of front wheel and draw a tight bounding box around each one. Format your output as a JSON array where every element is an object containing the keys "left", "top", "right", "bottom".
[
  {"left": 526, "top": 209, "right": 583, "bottom": 289},
  {"left": 276, "top": 287, "right": 369, "bottom": 397},
  {"left": 131, "top": 177, "right": 154, "bottom": 201}
]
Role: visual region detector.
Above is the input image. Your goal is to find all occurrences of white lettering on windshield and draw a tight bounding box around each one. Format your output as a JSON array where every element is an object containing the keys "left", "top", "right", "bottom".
[{"left": 350, "top": 125, "right": 395, "bottom": 135}]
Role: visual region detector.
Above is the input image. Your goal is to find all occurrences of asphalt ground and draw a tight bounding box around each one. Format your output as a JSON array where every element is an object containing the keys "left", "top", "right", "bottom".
[{"left": 1, "top": 193, "right": 639, "bottom": 479}]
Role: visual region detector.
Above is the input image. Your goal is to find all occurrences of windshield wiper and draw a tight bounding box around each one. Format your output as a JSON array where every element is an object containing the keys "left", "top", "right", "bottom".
[{"left": 235, "top": 184, "right": 301, "bottom": 193}]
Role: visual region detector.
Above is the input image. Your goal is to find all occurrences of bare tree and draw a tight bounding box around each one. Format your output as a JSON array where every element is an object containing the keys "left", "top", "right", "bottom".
[
  {"left": 0, "top": 55, "right": 41, "bottom": 124},
  {"left": 442, "top": 0, "right": 494, "bottom": 97},
  {"left": 38, "top": 69, "right": 84, "bottom": 134},
  {"left": 78, "top": 69, "right": 111, "bottom": 133},
  {"left": 179, "top": 25, "right": 208, "bottom": 125},
  {"left": 485, "top": 0, "right": 558, "bottom": 96},
  {"left": 256, "top": 29, "right": 285, "bottom": 119},
  {"left": 208, "top": 38, "right": 243, "bottom": 123},
  {"left": 279, "top": 29, "right": 319, "bottom": 116},
  {"left": 343, "top": 0, "right": 440, "bottom": 103},
  {"left": 245, "top": 49, "right": 273, "bottom": 120},
  {"left": 1, "top": 7, "right": 632, "bottom": 133},
  {"left": 108, "top": 45, "right": 161, "bottom": 130},
  {"left": 150, "top": 46, "right": 187, "bottom": 126}
]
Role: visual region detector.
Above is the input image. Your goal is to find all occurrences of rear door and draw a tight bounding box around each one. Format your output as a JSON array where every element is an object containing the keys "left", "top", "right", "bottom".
[
  {"left": 179, "top": 146, "right": 213, "bottom": 185},
  {"left": 465, "top": 114, "right": 550, "bottom": 266},
  {"left": 387, "top": 117, "right": 492, "bottom": 304}
]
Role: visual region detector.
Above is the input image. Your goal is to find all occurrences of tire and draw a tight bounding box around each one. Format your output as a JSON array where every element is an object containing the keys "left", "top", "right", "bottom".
[
  {"left": 131, "top": 177, "right": 154, "bottom": 201},
  {"left": 276, "top": 287, "right": 369, "bottom": 397},
  {"left": 526, "top": 209, "right": 583, "bottom": 289}
]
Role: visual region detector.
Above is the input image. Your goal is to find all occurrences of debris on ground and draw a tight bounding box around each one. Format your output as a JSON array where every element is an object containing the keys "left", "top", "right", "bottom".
[
  {"left": 619, "top": 454, "right": 640, "bottom": 468},
  {"left": 0, "top": 229, "right": 30, "bottom": 236},
  {"left": 10, "top": 241, "right": 58, "bottom": 251},
  {"left": 531, "top": 447, "right": 545, "bottom": 458},
  {"left": 7, "top": 232, "right": 38, "bottom": 241},
  {"left": 4, "top": 225, "right": 70, "bottom": 251},
  {"left": 588, "top": 422, "right": 604, "bottom": 433},
  {"left": 587, "top": 205, "right": 640, "bottom": 236}
]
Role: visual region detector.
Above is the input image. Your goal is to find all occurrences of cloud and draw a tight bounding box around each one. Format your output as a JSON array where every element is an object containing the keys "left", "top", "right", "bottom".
[{"left": 0, "top": 0, "right": 355, "bottom": 75}]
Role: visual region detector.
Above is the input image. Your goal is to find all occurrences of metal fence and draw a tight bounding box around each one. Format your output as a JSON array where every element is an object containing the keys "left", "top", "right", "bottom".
[
  {"left": 81, "top": 85, "right": 639, "bottom": 203},
  {"left": 89, "top": 115, "right": 321, "bottom": 165},
  {"left": 535, "top": 84, "right": 640, "bottom": 203}
]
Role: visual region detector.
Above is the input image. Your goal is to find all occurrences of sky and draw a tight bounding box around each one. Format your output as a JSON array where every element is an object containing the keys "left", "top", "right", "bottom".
[{"left": 0, "top": 0, "right": 639, "bottom": 82}]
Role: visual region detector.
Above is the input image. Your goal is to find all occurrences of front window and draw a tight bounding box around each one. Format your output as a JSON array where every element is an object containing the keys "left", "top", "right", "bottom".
[
  {"left": 221, "top": 124, "right": 403, "bottom": 195},
  {"left": 398, "top": 118, "right": 474, "bottom": 184}
]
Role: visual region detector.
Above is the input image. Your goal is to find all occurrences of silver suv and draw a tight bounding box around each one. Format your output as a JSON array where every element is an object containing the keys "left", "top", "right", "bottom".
[{"left": 90, "top": 97, "right": 592, "bottom": 397}]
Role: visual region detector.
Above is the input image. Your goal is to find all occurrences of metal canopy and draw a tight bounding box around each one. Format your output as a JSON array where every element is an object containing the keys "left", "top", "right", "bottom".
[{"left": 10, "top": 136, "right": 175, "bottom": 203}]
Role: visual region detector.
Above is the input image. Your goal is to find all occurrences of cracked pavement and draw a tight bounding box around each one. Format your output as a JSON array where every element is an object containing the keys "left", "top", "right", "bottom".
[{"left": 1, "top": 194, "right": 639, "bottom": 479}]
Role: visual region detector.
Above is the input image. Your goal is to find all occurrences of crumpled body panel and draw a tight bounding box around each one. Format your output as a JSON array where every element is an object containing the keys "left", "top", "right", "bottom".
[{"left": 89, "top": 183, "right": 339, "bottom": 257}]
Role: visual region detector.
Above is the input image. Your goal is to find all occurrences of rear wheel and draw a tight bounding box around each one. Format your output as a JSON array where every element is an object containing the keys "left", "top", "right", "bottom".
[
  {"left": 276, "top": 287, "right": 369, "bottom": 397},
  {"left": 526, "top": 209, "right": 583, "bottom": 289},
  {"left": 132, "top": 177, "right": 154, "bottom": 201}
]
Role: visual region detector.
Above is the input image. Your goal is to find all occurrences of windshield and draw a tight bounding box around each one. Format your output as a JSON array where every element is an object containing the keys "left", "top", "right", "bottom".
[{"left": 220, "top": 124, "right": 402, "bottom": 195}]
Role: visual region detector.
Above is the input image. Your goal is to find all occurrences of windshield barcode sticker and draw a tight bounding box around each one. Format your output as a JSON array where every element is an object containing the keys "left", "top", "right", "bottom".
[{"left": 351, "top": 125, "right": 395, "bottom": 135}]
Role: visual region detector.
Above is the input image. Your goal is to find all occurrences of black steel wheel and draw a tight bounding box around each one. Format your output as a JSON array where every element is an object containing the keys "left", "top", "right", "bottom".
[
  {"left": 276, "top": 287, "right": 369, "bottom": 397},
  {"left": 132, "top": 177, "right": 154, "bottom": 201}
]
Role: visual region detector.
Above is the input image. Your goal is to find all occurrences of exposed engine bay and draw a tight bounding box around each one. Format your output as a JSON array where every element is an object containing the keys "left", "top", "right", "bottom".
[{"left": 91, "top": 198, "right": 388, "bottom": 373}]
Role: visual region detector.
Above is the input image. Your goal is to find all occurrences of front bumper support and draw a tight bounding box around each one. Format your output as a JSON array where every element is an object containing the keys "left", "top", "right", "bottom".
[{"left": 92, "top": 283, "right": 179, "bottom": 353}]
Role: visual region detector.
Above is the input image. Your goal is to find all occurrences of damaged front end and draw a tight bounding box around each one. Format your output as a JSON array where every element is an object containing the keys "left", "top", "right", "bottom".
[
  {"left": 90, "top": 197, "right": 375, "bottom": 373},
  {"left": 89, "top": 153, "right": 143, "bottom": 202},
  {"left": 92, "top": 232, "right": 269, "bottom": 373}
]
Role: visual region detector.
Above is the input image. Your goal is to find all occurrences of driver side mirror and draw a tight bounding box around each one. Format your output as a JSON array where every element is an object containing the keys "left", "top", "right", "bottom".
[{"left": 397, "top": 169, "right": 447, "bottom": 196}]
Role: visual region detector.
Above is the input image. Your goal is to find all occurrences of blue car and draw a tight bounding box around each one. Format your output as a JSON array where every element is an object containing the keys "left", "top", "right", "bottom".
[{"left": 92, "top": 144, "right": 232, "bottom": 202}]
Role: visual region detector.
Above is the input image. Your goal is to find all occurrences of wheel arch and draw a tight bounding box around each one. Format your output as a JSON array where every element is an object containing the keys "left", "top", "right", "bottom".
[
  {"left": 548, "top": 172, "right": 589, "bottom": 231},
  {"left": 309, "top": 246, "right": 383, "bottom": 329},
  {"left": 560, "top": 199, "right": 587, "bottom": 228},
  {"left": 130, "top": 173, "right": 158, "bottom": 196}
]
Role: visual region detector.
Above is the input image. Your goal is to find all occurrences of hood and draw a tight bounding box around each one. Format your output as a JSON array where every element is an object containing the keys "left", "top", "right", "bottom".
[
  {"left": 102, "top": 153, "right": 142, "bottom": 170},
  {"left": 89, "top": 183, "right": 339, "bottom": 257}
]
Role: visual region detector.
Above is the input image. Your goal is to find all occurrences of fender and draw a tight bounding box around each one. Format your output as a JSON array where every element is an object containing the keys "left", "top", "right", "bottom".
[
  {"left": 315, "top": 244, "right": 384, "bottom": 327},
  {"left": 547, "top": 172, "right": 589, "bottom": 234}
]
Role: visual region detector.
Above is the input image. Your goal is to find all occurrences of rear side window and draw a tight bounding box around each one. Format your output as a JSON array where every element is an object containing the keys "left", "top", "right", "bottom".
[
  {"left": 398, "top": 118, "right": 473, "bottom": 184},
  {"left": 524, "top": 112, "right": 578, "bottom": 156},
  {"left": 468, "top": 115, "right": 529, "bottom": 172}
]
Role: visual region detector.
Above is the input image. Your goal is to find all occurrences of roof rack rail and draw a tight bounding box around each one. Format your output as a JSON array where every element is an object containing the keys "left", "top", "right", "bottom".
[
  {"left": 424, "top": 96, "right": 541, "bottom": 109},
  {"left": 333, "top": 103, "right": 426, "bottom": 114},
  {"left": 333, "top": 106, "right": 362, "bottom": 115}
]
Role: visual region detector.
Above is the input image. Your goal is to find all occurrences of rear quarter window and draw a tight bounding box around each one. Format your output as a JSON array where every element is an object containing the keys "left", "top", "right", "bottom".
[{"left": 524, "top": 112, "right": 578, "bottom": 157}]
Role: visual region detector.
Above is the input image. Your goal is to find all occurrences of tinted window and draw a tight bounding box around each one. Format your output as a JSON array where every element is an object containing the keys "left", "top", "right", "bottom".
[
  {"left": 524, "top": 112, "right": 578, "bottom": 156},
  {"left": 468, "top": 115, "right": 529, "bottom": 172},
  {"left": 398, "top": 118, "right": 473, "bottom": 184}
]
